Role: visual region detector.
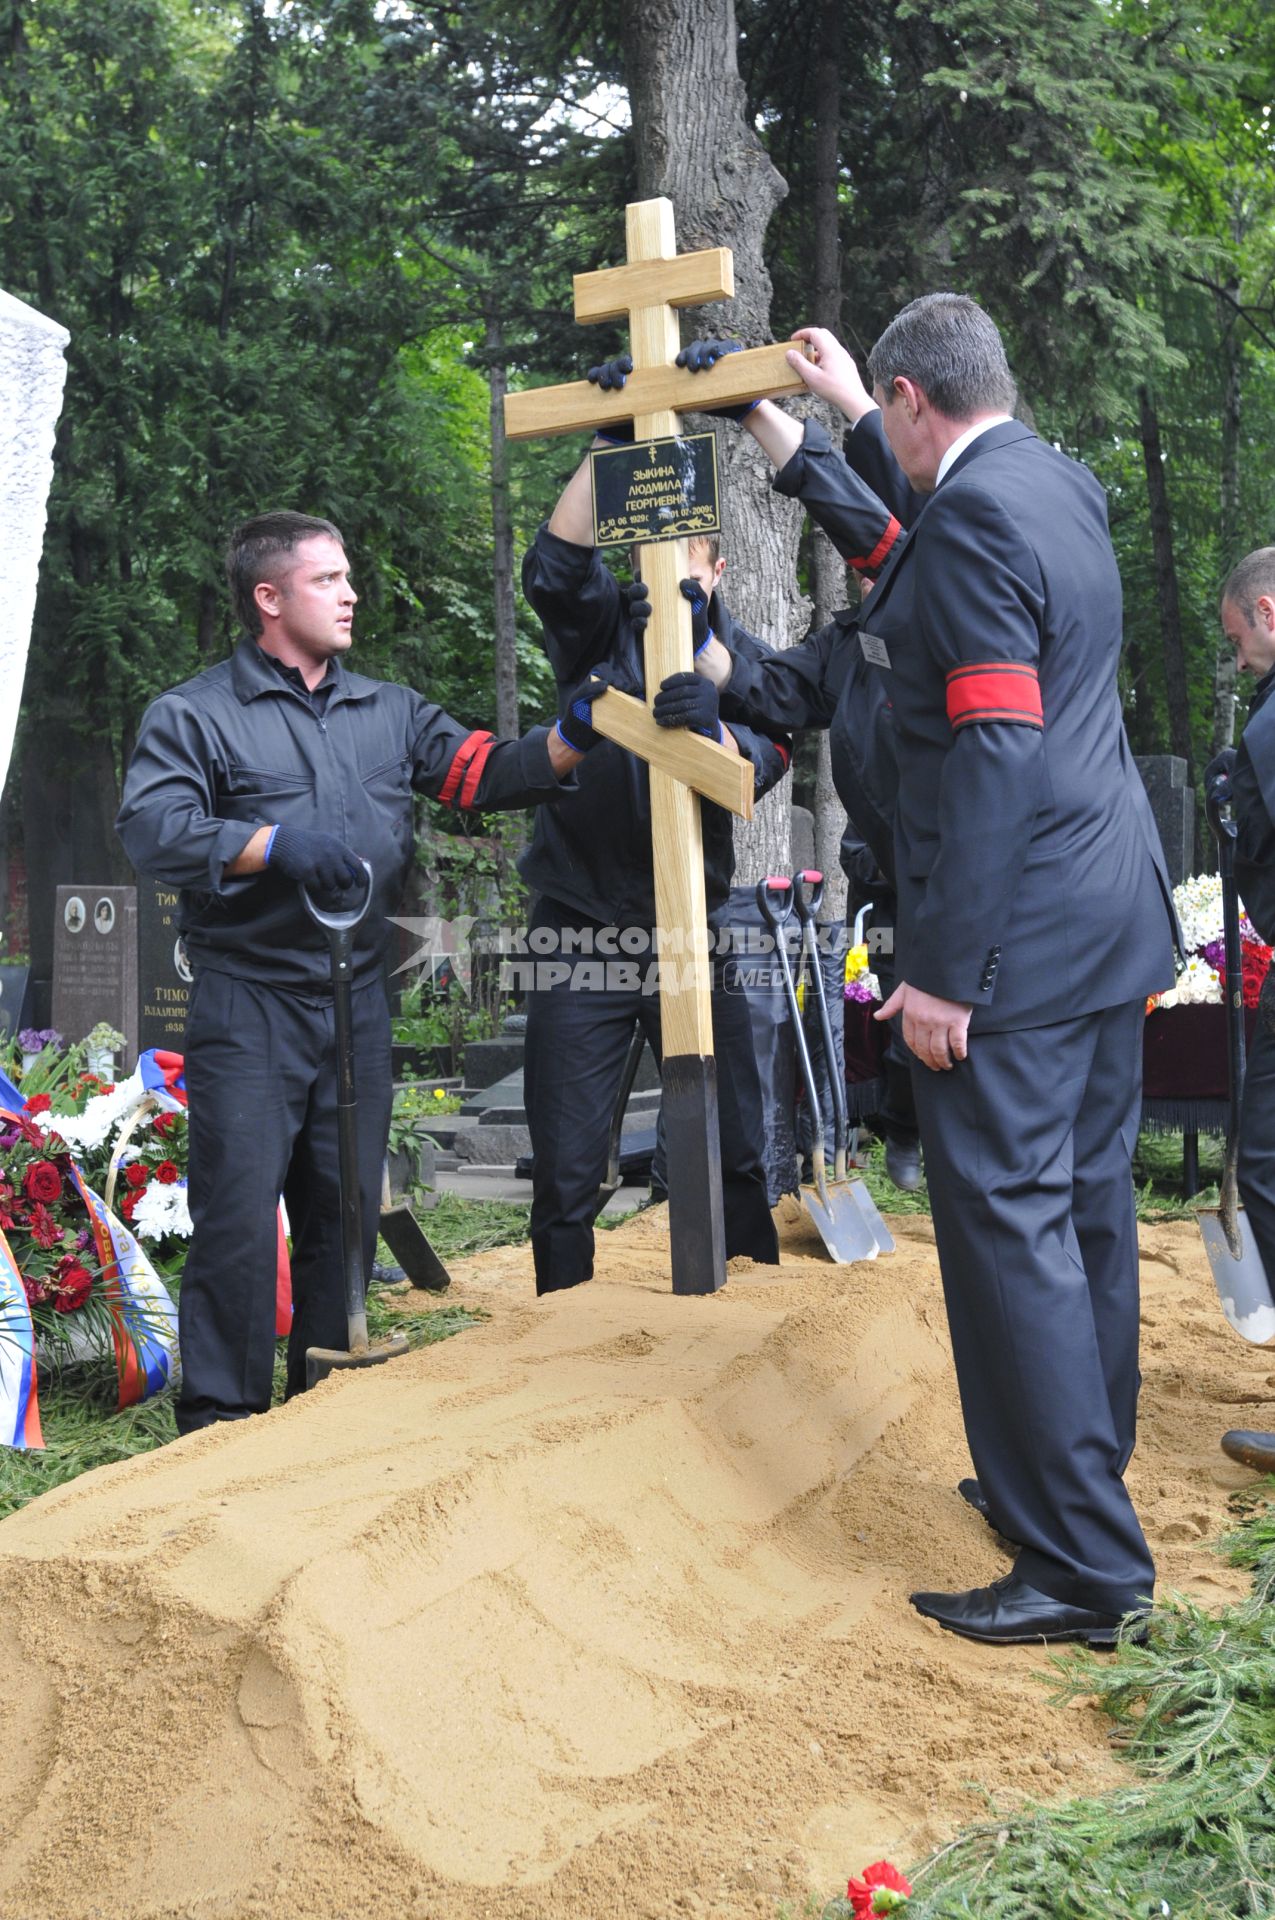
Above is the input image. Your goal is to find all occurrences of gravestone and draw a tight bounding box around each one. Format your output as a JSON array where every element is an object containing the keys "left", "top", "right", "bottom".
[
  {"left": 51, "top": 884, "right": 138, "bottom": 1063},
  {"left": 0, "top": 965, "right": 31, "bottom": 1041},
  {"left": 137, "top": 877, "right": 191, "bottom": 1053},
  {"left": 1136, "top": 755, "right": 1194, "bottom": 886}
]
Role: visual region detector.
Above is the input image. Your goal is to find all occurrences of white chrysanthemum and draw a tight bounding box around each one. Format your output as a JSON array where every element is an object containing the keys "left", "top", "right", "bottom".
[
  {"left": 1172, "top": 873, "right": 1224, "bottom": 953},
  {"left": 37, "top": 1074, "right": 145, "bottom": 1154},
  {"left": 1160, "top": 955, "right": 1222, "bottom": 1008},
  {"left": 130, "top": 1178, "right": 192, "bottom": 1242}
]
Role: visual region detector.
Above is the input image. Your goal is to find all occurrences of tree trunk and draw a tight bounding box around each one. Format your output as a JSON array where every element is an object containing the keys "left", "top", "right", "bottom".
[
  {"left": 1212, "top": 276, "right": 1242, "bottom": 755},
  {"left": 485, "top": 309, "right": 519, "bottom": 738},
  {"left": 620, "top": 0, "right": 802, "bottom": 887},
  {"left": 808, "top": 0, "right": 847, "bottom": 917},
  {"left": 1136, "top": 386, "right": 1194, "bottom": 797}
]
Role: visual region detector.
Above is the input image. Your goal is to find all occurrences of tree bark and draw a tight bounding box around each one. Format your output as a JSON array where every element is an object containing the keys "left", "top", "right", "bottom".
[
  {"left": 485, "top": 309, "right": 519, "bottom": 738},
  {"left": 1136, "top": 386, "right": 1194, "bottom": 797},
  {"left": 1212, "top": 275, "right": 1242, "bottom": 756},
  {"left": 620, "top": 0, "right": 802, "bottom": 887},
  {"left": 808, "top": 0, "right": 847, "bottom": 917}
]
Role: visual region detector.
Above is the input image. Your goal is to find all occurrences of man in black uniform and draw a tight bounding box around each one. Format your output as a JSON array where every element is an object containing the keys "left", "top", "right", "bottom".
[
  {"left": 117, "top": 510, "right": 589, "bottom": 1431},
  {"left": 1206, "top": 549, "right": 1275, "bottom": 1473},
  {"left": 518, "top": 426, "right": 794, "bottom": 1292}
]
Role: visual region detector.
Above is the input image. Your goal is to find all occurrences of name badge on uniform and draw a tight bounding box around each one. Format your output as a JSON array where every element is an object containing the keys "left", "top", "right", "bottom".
[{"left": 860, "top": 630, "right": 892, "bottom": 670}]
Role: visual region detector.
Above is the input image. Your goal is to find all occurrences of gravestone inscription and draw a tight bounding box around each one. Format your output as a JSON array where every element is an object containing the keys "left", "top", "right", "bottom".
[
  {"left": 137, "top": 877, "right": 191, "bottom": 1053},
  {"left": 52, "top": 883, "right": 138, "bottom": 1063}
]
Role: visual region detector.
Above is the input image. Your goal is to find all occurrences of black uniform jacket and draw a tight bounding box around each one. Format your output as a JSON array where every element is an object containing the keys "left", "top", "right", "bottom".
[
  {"left": 519, "top": 527, "right": 793, "bottom": 926},
  {"left": 855, "top": 420, "right": 1177, "bottom": 1030},
  {"left": 1233, "top": 665, "right": 1275, "bottom": 942},
  {"left": 714, "top": 418, "right": 906, "bottom": 886},
  {"left": 116, "top": 636, "right": 565, "bottom": 993}
]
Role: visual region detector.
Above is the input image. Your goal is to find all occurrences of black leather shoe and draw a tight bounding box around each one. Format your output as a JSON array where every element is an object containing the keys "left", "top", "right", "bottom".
[
  {"left": 910, "top": 1570, "right": 1136, "bottom": 1647},
  {"left": 1221, "top": 1429, "right": 1275, "bottom": 1473},
  {"left": 957, "top": 1477, "right": 1022, "bottom": 1551},
  {"left": 884, "top": 1136, "right": 923, "bottom": 1192}
]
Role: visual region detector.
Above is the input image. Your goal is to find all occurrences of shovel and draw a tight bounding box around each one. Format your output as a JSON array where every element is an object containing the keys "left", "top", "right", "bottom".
[
  {"left": 792, "top": 872, "right": 894, "bottom": 1256},
  {"left": 757, "top": 878, "right": 878, "bottom": 1264},
  {"left": 1197, "top": 791, "right": 1275, "bottom": 1342},
  {"left": 300, "top": 863, "right": 411, "bottom": 1387},
  {"left": 380, "top": 1163, "right": 451, "bottom": 1292}
]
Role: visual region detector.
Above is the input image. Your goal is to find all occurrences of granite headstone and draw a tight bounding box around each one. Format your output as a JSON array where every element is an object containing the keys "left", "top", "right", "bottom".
[
  {"left": 137, "top": 876, "right": 191, "bottom": 1054},
  {"left": 1135, "top": 755, "right": 1194, "bottom": 887},
  {"left": 52, "top": 883, "right": 138, "bottom": 1062}
]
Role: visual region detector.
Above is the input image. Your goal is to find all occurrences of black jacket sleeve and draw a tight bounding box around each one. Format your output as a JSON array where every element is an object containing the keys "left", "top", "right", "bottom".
[
  {"left": 772, "top": 418, "right": 906, "bottom": 578},
  {"left": 409, "top": 700, "right": 566, "bottom": 811},
  {"left": 844, "top": 410, "right": 928, "bottom": 527},
  {"left": 1234, "top": 694, "right": 1275, "bottom": 943},
  {"left": 521, "top": 524, "right": 624, "bottom": 683},
  {"left": 717, "top": 615, "right": 849, "bottom": 733},
  {"left": 116, "top": 694, "right": 261, "bottom": 892}
]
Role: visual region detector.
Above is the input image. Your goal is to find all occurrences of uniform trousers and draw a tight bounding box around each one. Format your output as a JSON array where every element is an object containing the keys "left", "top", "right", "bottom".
[
  {"left": 909, "top": 997, "right": 1155, "bottom": 1616},
  {"left": 523, "top": 896, "right": 778, "bottom": 1293},
  {"left": 1238, "top": 972, "right": 1275, "bottom": 1288},
  {"left": 177, "top": 967, "right": 392, "bottom": 1432}
]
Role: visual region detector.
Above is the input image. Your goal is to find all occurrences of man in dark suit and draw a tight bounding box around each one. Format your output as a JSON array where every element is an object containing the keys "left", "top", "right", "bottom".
[{"left": 832, "top": 295, "right": 1176, "bottom": 1645}]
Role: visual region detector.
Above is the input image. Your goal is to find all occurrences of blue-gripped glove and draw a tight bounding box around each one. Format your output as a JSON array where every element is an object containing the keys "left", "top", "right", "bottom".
[
  {"left": 623, "top": 579, "right": 652, "bottom": 636},
  {"left": 679, "top": 576, "right": 713, "bottom": 656},
  {"left": 1205, "top": 746, "right": 1238, "bottom": 809},
  {"left": 586, "top": 354, "right": 635, "bottom": 444},
  {"left": 267, "top": 826, "right": 362, "bottom": 895},
  {"left": 556, "top": 665, "right": 619, "bottom": 753},
  {"left": 653, "top": 672, "right": 723, "bottom": 742},
  {"left": 675, "top": 337, "right": 759, "bottom": 420}
]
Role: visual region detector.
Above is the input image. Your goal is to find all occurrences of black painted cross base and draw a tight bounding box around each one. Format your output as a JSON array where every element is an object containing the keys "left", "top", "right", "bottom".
[{"left": 662, "top": 1053, "right": 727, "bottom": 1295}]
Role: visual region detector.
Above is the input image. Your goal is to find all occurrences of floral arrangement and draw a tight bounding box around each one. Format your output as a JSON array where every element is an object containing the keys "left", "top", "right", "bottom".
[
  {"left": 844, "top": 941, "right": 881, "bottom": 1005},
  {"left": 17, "top": 1026, "right": 62, "bottom": 1060},
  {"left": 34, "top": 1074, "right": 191, "bottom": 1248},
  {"left": 0, "top": 1107, "right": 100, "bottom": 1322},
  {"left": 1149, "top": 873, "right": 1272, "bottom": 1012}
]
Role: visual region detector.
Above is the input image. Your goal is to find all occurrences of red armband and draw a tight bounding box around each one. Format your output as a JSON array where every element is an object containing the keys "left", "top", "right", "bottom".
[
  {"left": 438, "top": 729, "right": 496, "bottom": 808},
  {"left": 848, "top": 514, "right": 903, "bottom": 577},
  {"left": 945, "top": 662, "right": 1043, "bottom": 731}
]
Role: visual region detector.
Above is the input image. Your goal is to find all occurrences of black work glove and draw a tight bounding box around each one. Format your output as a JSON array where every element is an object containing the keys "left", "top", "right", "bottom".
[
  {"left": 653, "top": 672, "right": 722, "bottom": 741},
  {"left": 675, "top": 337, "right": 759, "bottom": 420},
  {"left": 679, "top": 577, "right": 712, "bottom": 656},
  {"left": 556, "top": 664, "right": 619, "bottom": 753},
  {"left": 1205, "top": 746, "right": 1238, "bottom": 809},
  {"left": 622, "top": 579, "right": 652, "bottom": 636},
  {"left": 267, "top": 825, "right": 362, "bottom": 895},
  {"left": 586, "top": 354, "right": 635, "bottom": 444}
]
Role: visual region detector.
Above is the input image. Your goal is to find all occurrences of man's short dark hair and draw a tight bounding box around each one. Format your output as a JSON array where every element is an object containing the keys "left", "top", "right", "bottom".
[
  {"left": 867, "top": 293, "right": 1017, "bottom": 420},
  {"left": 226, "top": 511, "right": 344, "bottom": 635},
  {"left": 1222, "top": 547, "right": 1275, "bottom": 625},
  {"left": 689, "top": 532, "right": 722, "bottom": 567}
]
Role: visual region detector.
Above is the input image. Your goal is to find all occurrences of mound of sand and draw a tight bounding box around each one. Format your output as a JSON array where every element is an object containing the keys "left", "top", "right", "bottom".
[{"left": 0, "top": 1203, "right": 1269, "bottom": 1920}]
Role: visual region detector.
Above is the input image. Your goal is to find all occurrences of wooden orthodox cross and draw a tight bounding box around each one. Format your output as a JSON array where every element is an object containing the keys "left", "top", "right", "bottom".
[{"left": 504, "top": 197, "right": 809, "bottom": 1295}]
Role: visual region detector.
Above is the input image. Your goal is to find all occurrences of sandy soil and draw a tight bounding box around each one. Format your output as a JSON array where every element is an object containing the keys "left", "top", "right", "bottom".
[{"left": 0, "top": 1202, "right": 1269, "bottom": 1920}]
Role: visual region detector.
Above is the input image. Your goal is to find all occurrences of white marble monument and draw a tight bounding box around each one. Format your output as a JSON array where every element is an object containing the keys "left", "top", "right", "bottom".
[{"left": 0, "top": 288, "right": 70, "bottom": 797}]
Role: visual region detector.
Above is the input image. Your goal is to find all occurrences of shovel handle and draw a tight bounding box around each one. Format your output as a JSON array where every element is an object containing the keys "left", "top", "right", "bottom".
[
  {"left": 757, "top": 876, "right": 794, "bottom": 930},
  {"left": 792, "top": 870, "right": 826, "bottom": 921},
  {"left": 299, "top": 859, "right": 375, "bottom": 933}
]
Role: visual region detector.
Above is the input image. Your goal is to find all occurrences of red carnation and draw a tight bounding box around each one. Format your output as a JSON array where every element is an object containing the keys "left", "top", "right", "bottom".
[
  {"left": 23, "top": 1160, "right": 63, "bottom": 1204},
  {"left": 152, "top": 1113, "right": 176, "bottom": 1136},
  {"left": 27, "top": 1203, "right": 64, "bottom": 1250},
  {"left": 119, "top": 1192, "right": 139, "bottom": 1222},
  {"left": 23, "top": 1094, "right": 51, "bottom": 1115},
  {"left": 154, "top": 1160, "right": 180, "bottom": 1185},
  {"left": 847, "top": 1862, "right": 912, "bottom": 1918},
  {"left": 53, "top": 1264, "right": 93, "bottom": 1313},
  {"left": 124, "top": 1163, "right": 149, "bottom": 1190}
]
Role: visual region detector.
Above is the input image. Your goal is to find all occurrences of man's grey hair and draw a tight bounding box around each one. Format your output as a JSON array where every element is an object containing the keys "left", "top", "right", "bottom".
[
  {"left": 1221, "top": 547, "right": 1275, "bottom": 624},
  {"left": 867, "top": 293, "right": 1017, "bottom": 420}
]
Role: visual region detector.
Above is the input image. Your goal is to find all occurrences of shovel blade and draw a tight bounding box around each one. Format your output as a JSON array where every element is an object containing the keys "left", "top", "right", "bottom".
[
  {"left": 379, "top": 1202, "right": 451, "bottom": 1292},
  {"left": 305, "top": 1331, "right": 411, "bottom": 1390},
  {"left": 846, "top": 1179, "right": 895, "bottom": 1255},
  {"left": 800, "top": 1184, "right": 879, "bottom": 1264},
  {"left": 1198, "top": 1209, "right": 1275, "bottom": 1344}
]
